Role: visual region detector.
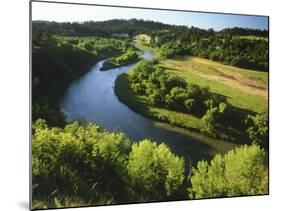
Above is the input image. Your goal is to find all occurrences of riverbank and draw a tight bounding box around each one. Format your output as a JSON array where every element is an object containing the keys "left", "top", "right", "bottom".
[
  {"left": 115, "top": 73, "right": 202, "bottom": 131},
  {"left": 33, "top": 33, "right": 136, "bottom": 126},
  {"left": 114, "top": 73, "right": 239, "bottom": 154},
  {"left": 114, "top": 52, "right": 268, "bottom": 145}
]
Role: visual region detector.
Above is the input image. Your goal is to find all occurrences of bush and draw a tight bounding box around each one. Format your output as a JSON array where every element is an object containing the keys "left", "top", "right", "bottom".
[
  {"left": 201, "top": 106, "right": 219, "bottom": 137},
  {"left": 32, "top": 119, "right": 131, "bottom": 206},
  {"left": 101, "top": 49, "right": 140, "bottom": 70},
  {"left": 246, "top": 112, "right": 269, "bottom": 149},
  {"left": 83, "top": 42, "right": 93, "bottom": 51},
  {"left": 127, "top": 140, "right": 185, "bottom": 201},
  {"left": 32, "top": 120, "right": 187, "bottom": 208},
  {"left": 188, "top": 144, "right": 268, "bottom": 199}
]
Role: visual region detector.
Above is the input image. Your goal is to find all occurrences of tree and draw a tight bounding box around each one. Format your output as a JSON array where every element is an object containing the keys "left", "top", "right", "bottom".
[
  {"left": 246, "top": 112, "right": 269, "bottom": 149},
  {"left": 127, "top": 140, "right": 185, "bottom": 201},
  {"left": 201, "top": 106, "right": 219, "bottom": 137},
  {"left": 32, "top": 119, "right": 131, "bottom": 206},
  {"left": 83, "top": 42, "right": 93, "bottom": 52},
  {"left": 158, "top": 43, "right": 174, "bottom": 59},
  {"left": 165, "top": 87, "right": 188, "bottom": 110},
  {"left": 188, "top": 144, "right": 268, "bottom": 199}
]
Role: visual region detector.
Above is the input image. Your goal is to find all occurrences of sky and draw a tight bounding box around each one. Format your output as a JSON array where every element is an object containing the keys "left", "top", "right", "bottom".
[{"left": 32, "top": 1, "right": 268, "bottom": 31}]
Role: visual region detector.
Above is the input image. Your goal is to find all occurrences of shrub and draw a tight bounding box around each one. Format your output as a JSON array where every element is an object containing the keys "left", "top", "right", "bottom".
[
  {"left": 188, "top": 144, "right": 268, "bottom": 199},
  {"left": 127, "top": 140, "right": 185, "bottom": 201},
  {"left": 32, "top": 119, "right": 131, "bottom": 205},
  {"left": 246, "top": 112, "right": 269, "bottom": 149}
]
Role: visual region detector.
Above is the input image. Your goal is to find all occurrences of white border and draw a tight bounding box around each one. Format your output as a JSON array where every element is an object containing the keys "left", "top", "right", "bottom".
[{"left": 1, "top": 0, "right": 280, "bottom": 210}]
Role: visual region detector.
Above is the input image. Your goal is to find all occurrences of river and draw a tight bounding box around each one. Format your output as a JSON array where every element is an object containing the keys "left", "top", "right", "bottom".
[{"left": 60, "top": 46, "right": 236, "bottom": 163}]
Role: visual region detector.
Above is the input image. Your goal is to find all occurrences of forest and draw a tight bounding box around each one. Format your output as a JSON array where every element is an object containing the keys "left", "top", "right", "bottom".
[
  {"left": 32, "top": 19, "right": 269, "bottom": 209},
  {"left": 34, "top": 20, "right": 268, "bottom": 71}
]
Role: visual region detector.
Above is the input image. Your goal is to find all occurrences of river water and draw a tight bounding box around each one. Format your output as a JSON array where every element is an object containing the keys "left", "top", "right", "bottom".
[{"left": 60, "top": 46, "right": 235, "bottom": 162}]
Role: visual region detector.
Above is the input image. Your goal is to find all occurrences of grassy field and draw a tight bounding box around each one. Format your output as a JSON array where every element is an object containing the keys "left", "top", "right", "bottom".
[
  {"left": 115, "top": 54, "right": 268, "bottom": 145},
  {"left": 162, "top": 56, "right": 268, "bottom": 113},
  {"left": 236, "top": 35, "right": 268, "bottom": 41}
]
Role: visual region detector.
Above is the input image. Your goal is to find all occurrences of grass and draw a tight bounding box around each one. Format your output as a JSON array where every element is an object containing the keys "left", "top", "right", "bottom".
[{"left": 236, "top": 35, "right": 268, "bottom": 41}]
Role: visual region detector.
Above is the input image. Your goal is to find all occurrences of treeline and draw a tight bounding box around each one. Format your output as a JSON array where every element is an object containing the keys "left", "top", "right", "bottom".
[
  {"left": 33, "top": 19, "right": 268, "bottom": 71},
  {"left": 219, "top": 27, "right": 268, "bottom": 37},
  {"left": 150, "top": 28, "right": 268, "bottom": 71},
  {"left": 32, "top": 119, "right": 268, "bottom": 209},
  {"left": 33, "top": 20, "right": 268, "bottom": 38},
  {"left": 33, "top": 19, "right": 172, "bottom": 37},
  {"left": 126, "top": 60, "right": 268, "bottom": 147},
  {"left": 32, "top": 30, "right": 132, "bottom": 126}
]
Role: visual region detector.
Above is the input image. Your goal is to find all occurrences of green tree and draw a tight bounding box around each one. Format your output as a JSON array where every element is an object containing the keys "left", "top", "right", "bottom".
[
  {"left": 158, "top": 43, "right": 174, "bottom": 59},
  {"left": 188, "top": 144, "right": 268, "bottom": 199},
  {"left": 32, "top": 119, "right": 131, "bottom": 206},
  {"left": 83, "top": 42, "right": 93, "bottom": 52},
  {"left": 165, "top": 87, "right": 188, "bottom": 111},
  {"left": 201, "top": 106, "right": 219, "bottom": 137},
  {"left": 246, "top": 112, "right": 269, "bottom": 149},
  {"left": 127, "top": 140, "right": 185, "bottom": 201}
]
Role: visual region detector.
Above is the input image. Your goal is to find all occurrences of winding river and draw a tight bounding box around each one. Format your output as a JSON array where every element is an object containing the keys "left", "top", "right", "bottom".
[{"left": 60, "top": 45, "right": 235, "bottom": 162}]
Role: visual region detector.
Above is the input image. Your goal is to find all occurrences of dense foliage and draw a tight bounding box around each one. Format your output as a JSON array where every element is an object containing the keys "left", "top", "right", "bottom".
[
  {"left": 128, "top": 60, "right": 237, "bottom": 137},
  {"left": 219, "top": 27, "right": 268, "bottom": 37},
  {"left": 101, "top": 49, "right": 140, "bottom": 71},
  {"left": 32, "top": 120, "right": 131, "bottom": 206},
  {"left": 32, "top": 120, "right": 268, "bottom": 209},
  {"left": 127, "top": 140, "right": 185, "bottom": 201},
  {"left": 33, "top": 19, "right": 172, "bottom": 37},
  {"left": 188, "top": 144, "right": 268, "bottom": 199},
  {"left": 149, "top": 28, "right": 268, "bottom": 71},
  {"left": 130, "top": 60, "right": 225, "bottom": 113},
  {"left": 32, "top": 120, "right": 186, "bottom": 208},
  {"left": 246, "top": 112, "right": 269, "bottom": 149}
]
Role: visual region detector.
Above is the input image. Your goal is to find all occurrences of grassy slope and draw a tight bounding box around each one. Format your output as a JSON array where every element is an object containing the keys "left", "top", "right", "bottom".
[
  {"left": 162, "top": 56, "right": 268, "bottom": 113},
  {"left": 115, "top": 55, "right": 268, "bottom": 145}
]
